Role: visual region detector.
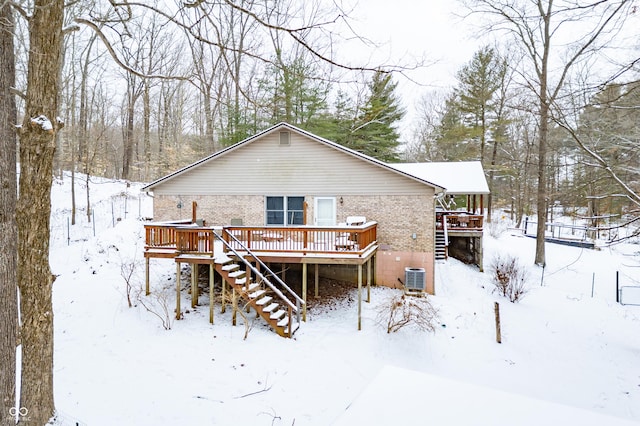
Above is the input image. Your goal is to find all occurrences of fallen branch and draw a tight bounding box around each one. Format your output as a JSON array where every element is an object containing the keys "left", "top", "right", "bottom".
[{"left": 234, "top": 382, "right": 272, "bottom": 399}]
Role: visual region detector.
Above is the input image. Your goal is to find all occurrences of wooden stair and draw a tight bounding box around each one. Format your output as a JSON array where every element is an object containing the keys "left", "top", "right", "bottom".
[
  {"left": 435, "top": 229, "right": 447, "bottom": 261},
  {"left": 213, "top": 253, "right": 301, "bottom": 338}
]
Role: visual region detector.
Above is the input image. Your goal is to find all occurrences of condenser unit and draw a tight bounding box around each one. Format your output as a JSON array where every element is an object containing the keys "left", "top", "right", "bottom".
[{"left": 405, "top": 267, "right": 426, "bottom": 292}]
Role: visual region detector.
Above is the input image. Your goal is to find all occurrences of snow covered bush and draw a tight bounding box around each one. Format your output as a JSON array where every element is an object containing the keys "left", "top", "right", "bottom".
[
  {"left": 118, "top": 254, "right": 173, "bottom": 330},
  {"left": 136, "top": 284, "right": 173, "bottom": 330},
  {"left": 375, "top": 293, "right": 438, "bottom": 334},
  {"left": 486, "top": 213, "right": 513, "bottom": 238},
  {"left": 490, "top": 254, "right": 529, "bottom": 302},
  {"left": 120, "top": 257, "right": 138, "bottom": 308}
]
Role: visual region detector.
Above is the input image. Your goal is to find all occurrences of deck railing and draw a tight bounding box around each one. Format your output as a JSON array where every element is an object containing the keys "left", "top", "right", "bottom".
[
  {"left": 224, "top": 222, "right": 377, "bottom": 256},
  {"left": 444, "top": 214, "right": 483, "bottom": 231},
  {"left": 144, "top": 220, "right": 192, "bottom": 247},
  {"left": 175, "top": 227, "right": 216, "bottom": 255},
  {"left": 144, "top": 221, "right": 378, "bottom": 257}
]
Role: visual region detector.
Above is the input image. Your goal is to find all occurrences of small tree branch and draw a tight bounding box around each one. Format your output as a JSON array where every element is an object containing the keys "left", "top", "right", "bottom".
[
  {"left": 234, "top": 382, "right": 272, "bottom": 399},
  {"left": 75, "top": 17, "right": 191, "bottom": 81}
]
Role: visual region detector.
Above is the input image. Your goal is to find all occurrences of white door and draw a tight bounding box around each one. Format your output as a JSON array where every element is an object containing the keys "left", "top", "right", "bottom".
[{"left": 315, "top": 197, "right": 336, "bottom": 226}]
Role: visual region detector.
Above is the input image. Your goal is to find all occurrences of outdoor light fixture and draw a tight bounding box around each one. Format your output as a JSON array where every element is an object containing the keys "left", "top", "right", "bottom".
[{"left": 339, "top": 197, "right": 344, "bottom": 204}]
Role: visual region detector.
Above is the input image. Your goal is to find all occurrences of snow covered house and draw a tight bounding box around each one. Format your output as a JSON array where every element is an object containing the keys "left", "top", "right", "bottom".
[{"left": 141, "top": 122, "right": 488, "bottom": 336}]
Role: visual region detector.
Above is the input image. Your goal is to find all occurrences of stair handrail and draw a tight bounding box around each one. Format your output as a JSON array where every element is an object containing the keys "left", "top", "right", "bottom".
[
  {"left": 442, "top": 215, "right": 449, "bottom": 249},
  {"left": 215, "top": 228, "right": 304, "bottom": 317}
]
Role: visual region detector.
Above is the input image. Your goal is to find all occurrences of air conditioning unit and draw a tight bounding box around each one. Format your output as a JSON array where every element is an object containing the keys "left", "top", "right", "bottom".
[{"left": 405, "top": 267, "right": 426, "bottom": 292}]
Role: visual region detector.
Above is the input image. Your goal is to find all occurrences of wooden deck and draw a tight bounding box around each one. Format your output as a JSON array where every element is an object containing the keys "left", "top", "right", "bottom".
[
  {"left": 144, "top": 221, "right": 379, "bottom": 264},
  {"left": 436, "top": 212, "right": 485, "bottom": 269},
  {"left": 438, "top": 212, "right": 484, "bottom": 234},
  {"left": 143, "top": 221, "right": 378, "bottom": 335}
]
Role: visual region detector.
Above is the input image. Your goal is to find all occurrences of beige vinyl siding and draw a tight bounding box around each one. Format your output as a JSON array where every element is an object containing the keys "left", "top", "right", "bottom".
[{"left": 152, "top": 131, "right": 431, "bottom": 196}]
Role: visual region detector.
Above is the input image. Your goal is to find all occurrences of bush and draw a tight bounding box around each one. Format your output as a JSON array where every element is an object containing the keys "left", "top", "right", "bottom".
[
  {"left": 486, "top": 215, "right": 511, "bottom": 238},
  {"left": 375, "top": 293, "right": 438, "bottom": 333},
  {"left": 489, "top": 254, "right": 529, "bottom": 302},
  {"left": 136, "top": 284, "right": 173, "bottom": 330}
]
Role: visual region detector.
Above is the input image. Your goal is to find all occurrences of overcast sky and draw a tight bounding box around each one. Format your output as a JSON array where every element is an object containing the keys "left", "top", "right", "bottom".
[{"left": 342, "top": 0, "right": 482, "bottom": 140}]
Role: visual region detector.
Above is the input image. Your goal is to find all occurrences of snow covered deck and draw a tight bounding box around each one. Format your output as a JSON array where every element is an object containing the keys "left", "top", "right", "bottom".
[
  {"left": 144, "top": 221, "right": 379, "bottom": 264},
  {"left": 143, "top": 221, "right": 378, "bottom": 331}
]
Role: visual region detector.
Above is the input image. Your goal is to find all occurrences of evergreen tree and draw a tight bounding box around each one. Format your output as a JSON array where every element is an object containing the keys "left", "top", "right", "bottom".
[
  {"left": 316, "top": 90, "right": 356, "bottom": 144},
  {"left": 455, "top": 46, "right": 506, "bottom": 163},
  {"left": 433, "top": 93, "right": 478, "bottom": 161},
  {"left": 349, "top": 71, "right": 405, "bottom": 162},
  {"left": 258, "top": 54, "right": 330, "bottom": 128}
]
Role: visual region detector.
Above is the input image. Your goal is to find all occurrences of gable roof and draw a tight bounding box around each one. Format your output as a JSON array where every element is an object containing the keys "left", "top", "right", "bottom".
[
  {"left": 142, "top": 122, "right": 445, "bottom": 192},
  {"left": 389, "top": 161, "right": 490, "bottom": 195}
]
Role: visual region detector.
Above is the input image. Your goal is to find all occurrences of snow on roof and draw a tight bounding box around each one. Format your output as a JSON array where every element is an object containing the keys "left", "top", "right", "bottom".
[
  {"left": 334, "top": 365, "right": 639, "bottom": 426},
  {"left": 390, "top": 161, "right": 490, "bottom": 195}
]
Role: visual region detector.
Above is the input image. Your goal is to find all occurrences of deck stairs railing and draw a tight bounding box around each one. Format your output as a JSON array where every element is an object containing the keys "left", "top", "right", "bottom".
[
  {"left": 435, "top": 215, "right": 448, "bottom": 261},
  {"left": 212, "top": 228, "right": 304, "bottom": 338}
]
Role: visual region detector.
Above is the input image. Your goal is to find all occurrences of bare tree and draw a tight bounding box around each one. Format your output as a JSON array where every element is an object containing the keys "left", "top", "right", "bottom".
[
  {"left": 0, "top": 2, "right": 18, "bottom": 422},
  {"left": 15, "top": 0, "right": 65, "bottom": 422},
  {"left": 462, "top": 0, "right": 635, "bottom": 265},
  {"left": 2, "top": 1, "right": 417, "bottom": 420},
  {"left": 407, "top": 89, "right": 452, "bottom": 161},
  {"left": 551, "top": 80, "right": 640, "bottom": 240}
]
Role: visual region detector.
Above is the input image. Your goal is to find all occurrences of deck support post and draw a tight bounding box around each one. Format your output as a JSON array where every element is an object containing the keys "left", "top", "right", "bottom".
[
  {"left": 357, "top": 264, "right": 362, "bottom": 331},
  {"left": 477, "top": 236, "right": 484, "bottom": 272},
  {"left": 221, "top": 278, "right": 227, "bottom": 313},
  {"left": 302, "top": 263, "right": 307, "bottom": 322},
  {"left": 232, "top": 287, "right": 237, "bottom": 326},
  {"left": 175, "top": 261, "right": 181, "bottom": 320},
  {"left": 314, "top": 264, "right": 319, "bottom": 299},
  {"left": 145, "top": 257, "right": 150, "bottom": 296},
  {"left": 366, "top": 259, "right": 371, "bottom": 303},
  {"left": 191, "top": 263, "right": 198, "bottom": 308},
  {"left": 209, "top": 264, "right": 214, "bottom": 324}
]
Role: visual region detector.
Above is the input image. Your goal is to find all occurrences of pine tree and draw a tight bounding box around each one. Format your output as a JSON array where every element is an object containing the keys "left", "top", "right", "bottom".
[
  {"left": 434, "top": 93, "right": 478, "bottom": 161},
  {"left": 349, "top": 71, "right": 405, "bottom": 162},
  {"left": 455, "top": 46, "right": 507, "bottom": 163}
]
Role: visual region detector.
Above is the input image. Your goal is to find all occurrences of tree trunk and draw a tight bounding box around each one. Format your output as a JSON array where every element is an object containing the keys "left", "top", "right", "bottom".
[
  {"left": 143, "top": 79, "right": 151, "bottom": 180},
  {"left": 535, "top": 98, "right": 549, "bottom": 266},
  {"left": 122, "top": 96, "right": 136, "bottom": 179},
  {"left": 16, "top": 0, "right": 64, "bottom": 423},
  {"left": 487, "top": 137, "right": 499, "bottom": 223},
  {"left": 0, "top": 3, "right": 18, "bottom": 422},
  {"left": 534, "top": 2, "right": 552, "bottom": 267}
]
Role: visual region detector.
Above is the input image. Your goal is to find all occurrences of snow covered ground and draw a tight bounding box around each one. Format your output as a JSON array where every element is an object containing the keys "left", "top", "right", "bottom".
[{"left": 46, "top": 173, "right": 640, "bottom": 425}]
